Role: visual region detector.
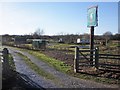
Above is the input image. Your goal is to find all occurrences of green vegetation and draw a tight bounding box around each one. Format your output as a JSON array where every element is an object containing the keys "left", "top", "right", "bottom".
[
  {"left": 2, "top": 53, "right": 16, "bottom": 81},
  {"left": 70, "top": 72, "right": 120, "bottom": 85},
  {"left": 9, "top": 54, "right": 16, "bottom": 70},
  {"left": 17, "top": 52, "right": 66, "bottom": 87},
  {"left": 28, "top": 50, "right": 71, "bottom": 73},
  {"left": 9, "top": 46, "right": 71, "bottom": 73},
  {"left": 27, "top": 49, "right": 119, "bottom": 84},
  {"left": 17, "top": 52, "right": 56, "bottom": 80},
  {"left": 47, "top": 43, "right": 74, "bottom": 51},
  {"left": 23, "top": 44, "right": 32, "bottom": 48},
  {"left": 47, "top": 43, "right": 90, "bottom": 52},
  {"left": 8, "top": 46, "right": 120, "bottom": 85}
]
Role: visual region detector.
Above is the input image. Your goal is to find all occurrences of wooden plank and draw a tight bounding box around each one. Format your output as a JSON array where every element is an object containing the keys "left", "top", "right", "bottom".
[
  {"left": 80, "top": 53, "right": 95, "bottom": 56},
  {"left": 99, "top": 57, "right": 120, "bottom": 60},
  {"left": 99, "top": 65, "right": 120, "bottom": 69},
  {"left": 79, "top": 49, "right": 95, "bottom": 52},
  {"left": 95, "top": 47, "right": 99, "bottom": 69},
  {"left": 79, "top": 57, "right": 96, "bottom": 60},
  {"left": 74, "top": 47, "right": 79, "bottom": 73},
  {"left": 79, "top": 61, "right": 94, "bottom": 64},
  {"left": 99, "top": 63, "right": 120, "bottom": 67},
  {"left": 79, "top": 64, "right": 93, "bottom": 66},
  {"left": 99, "top": 68, "right": 120, "bottom": 73},
  {"left": 79, "top": 56, "right": 95, "bottom": 59},
  {"left": 99, "top": 54, "right": 120, "bottom": 57}
]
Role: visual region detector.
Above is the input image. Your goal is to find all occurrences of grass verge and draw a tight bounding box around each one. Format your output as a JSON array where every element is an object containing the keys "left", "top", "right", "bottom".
[
  {"left": 28, "top": 50, "right": 71, "bottom": 73},
  {"left": 69, "top": 71, "right": 120, "bottom": 85},
  {"left": 27, "top": 50, "right": 120, "bottom": 85},
  {"left": 9, "top": 54, "right": 16, "bottom": 71},
  {"left": 2, "top": 53, "right": 16, "bottom": 81},
  {"left": 17, "top": 52, "right": 57, "bottom": 81},
  {"left": 17, "top": 52, "right": 66, "bottom": 87}
]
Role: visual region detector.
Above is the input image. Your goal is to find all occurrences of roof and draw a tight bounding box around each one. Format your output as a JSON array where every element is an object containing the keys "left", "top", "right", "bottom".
[{"left": 32, "top": 39, "right": 45, "bottom": 42}]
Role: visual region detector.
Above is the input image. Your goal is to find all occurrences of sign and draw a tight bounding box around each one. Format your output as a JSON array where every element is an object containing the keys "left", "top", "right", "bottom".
[{"left": 87, "top": 6, "right": 98, "bottom": 27}]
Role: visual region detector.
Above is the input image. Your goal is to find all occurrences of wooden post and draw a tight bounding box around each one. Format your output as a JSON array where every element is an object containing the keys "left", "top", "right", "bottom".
[
  {"left": 95, "top": 47, "right": 99, "bottom": 69},
  {"left": 74, "top": 46, "right": 79, "bottom": 73},
  {"left": 2, "top": 48, "right": 9, "bottom": 75},
  {"left": 90, "top": 26, "right": 94, "bottom": 65},
  {"left": 3, "top": 48, "right": 9, "bottom": 66}
]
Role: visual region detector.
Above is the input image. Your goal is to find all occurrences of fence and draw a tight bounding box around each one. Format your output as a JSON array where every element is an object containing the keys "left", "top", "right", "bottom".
[
  {"left": 99, "top": 54, "right": 120, "bottom": 72},
  {"left": 74, "top": 46, "right": 120, "bottom": 73},
  {"left": 0, "top": 48, "right": 11, "bottom": 77}
]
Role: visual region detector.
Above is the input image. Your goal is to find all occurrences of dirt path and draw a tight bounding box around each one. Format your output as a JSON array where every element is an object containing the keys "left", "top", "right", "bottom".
[
  {"left": 9, "top": 49, "right": 60, "bottom": 88},
  {"left": 8, "top": 47, "right": 119, "bottom": 88}
]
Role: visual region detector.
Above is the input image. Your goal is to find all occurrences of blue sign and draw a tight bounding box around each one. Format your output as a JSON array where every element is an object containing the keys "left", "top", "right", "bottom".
[{"left": 87, "top": 6, "right": 98, "bottom": 27}]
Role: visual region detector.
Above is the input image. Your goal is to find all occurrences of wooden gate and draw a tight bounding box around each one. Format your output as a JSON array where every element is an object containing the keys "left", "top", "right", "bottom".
[
  {"left": 74, "top": 47, "right": 99, "bottom": 73},
  {"left": 74, "top": 46, "right": 120, "bottom": 73}
]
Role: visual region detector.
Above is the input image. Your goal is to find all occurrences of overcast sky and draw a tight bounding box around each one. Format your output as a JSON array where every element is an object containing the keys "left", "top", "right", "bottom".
[{"left": 0, "top": 1, "right": 119, "bottom": 35}]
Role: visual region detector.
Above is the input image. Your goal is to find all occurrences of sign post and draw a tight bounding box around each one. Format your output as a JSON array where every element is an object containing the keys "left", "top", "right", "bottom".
[
  {"left": 87, "top": 6, "right": 98, "bottom": 65},
  {"left": 90, "top": 26, "right": 94, "bottom": 65}
]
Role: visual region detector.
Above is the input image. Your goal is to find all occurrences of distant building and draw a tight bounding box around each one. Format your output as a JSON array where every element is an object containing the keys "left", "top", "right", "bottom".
[
  {"left": 26, "top": 39, "right": 33, "bottom": 44},
  {"left": 14, "top": 36, "right": 27, "bottom": 45},
  {"left": 58, "top": 38, "right": 64, "bottom": 43},
  {"left": 32, "top": 39, "right": 46, "bottom": 49},
  {"left": 77, "top": 38, "right": 90, "bottom": 44},
  {"left": 77, "top": 38, "right": 81, "bottom": 43}
]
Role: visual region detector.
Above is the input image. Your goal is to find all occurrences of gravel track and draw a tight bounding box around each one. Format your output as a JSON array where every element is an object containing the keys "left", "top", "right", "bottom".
[
  {"left": 8, "top": 47, "right": 119, "bottom": 88},
  {"left": 9, "top": 49, "right": 61, "bottom": 88}
]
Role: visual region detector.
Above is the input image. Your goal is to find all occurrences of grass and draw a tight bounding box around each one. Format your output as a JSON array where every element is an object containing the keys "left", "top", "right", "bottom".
[
  {"left": 17, "top": 52, "right": 66, "bottom": 87},
  {"left": 27, "top": 49, "right": 120, "bottom": 85},
  {"left": 23, "top": 44, "right": 32, "bottom": 48},
  {"left": 28, "top": 50, "right": 71, "bottom": 73},
  {"left": 8, "top": 54, "right": 16, "bottom": 71},
  {"left": 71, "top": 72, "right": 120, "bottom": 85},
  {"left": 13, "top": 46, "right": 75, "bottom": 74},
  {"left": 2, "top": 53, "right": 16, "bottom": 81},
  {"left": 17, "top": 52, "right": 57, "bottom": 81},
  {"left": 47, "top": 43, "right": 91, "bottom": 54},
  {"left": 47, "top": 43, "right": 76, "bottom": 51},
  {"left": 27, "top": 50, "right": 120, "bottom": 85},
  {"left": 6, "top": 46, "right": 120, "bottom": 85}
]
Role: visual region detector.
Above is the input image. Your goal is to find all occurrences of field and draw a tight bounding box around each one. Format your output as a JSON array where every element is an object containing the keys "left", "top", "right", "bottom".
[
  {"left": 20, "top": 41, "right": 120, "bottom": 81},
  {"left": 3, "top": 40, "right": 120, "bottom": 84}
]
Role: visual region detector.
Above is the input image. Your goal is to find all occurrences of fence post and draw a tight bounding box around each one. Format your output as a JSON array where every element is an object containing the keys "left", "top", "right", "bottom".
[
  {"left": 74, "top": 46, "right": 79, "bottom": 73},
  {"left": 2, "top": 48, "right": 10, "bottom": 75},
  {"left": 95, "top": 47, "right": 99, "bottom": 69}
]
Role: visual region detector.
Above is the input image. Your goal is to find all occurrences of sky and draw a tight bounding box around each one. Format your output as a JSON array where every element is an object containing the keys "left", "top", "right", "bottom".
[
  {"left": 118, "top": 1, "right": 120, "bottom": 33},
  {"left": 0, "top": 1, "right": 119, "bottom": 35}
]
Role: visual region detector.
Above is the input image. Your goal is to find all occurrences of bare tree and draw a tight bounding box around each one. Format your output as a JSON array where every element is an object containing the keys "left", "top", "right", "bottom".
[
  {"left": 35, "top": 28, "right": 44, "bottom": 36},
  {"left": 103, "top": 31, "right": 113, "bottom": 46},
  {"left": 33, "top": 28, "right": 44, "bottom": 39},
  {"left": 83, "top": 33, "right": 90, "bottom": 39},
  {"left": 103, "top": 31, "right": 113, "bottom": 36}
]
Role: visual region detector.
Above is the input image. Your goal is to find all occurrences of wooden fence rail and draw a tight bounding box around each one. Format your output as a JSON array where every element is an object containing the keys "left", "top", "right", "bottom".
[{"left": 74, "top": 46, "right": 120, "bottom": 73}]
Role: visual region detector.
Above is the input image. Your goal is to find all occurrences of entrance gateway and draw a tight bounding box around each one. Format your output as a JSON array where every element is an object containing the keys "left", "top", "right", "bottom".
[{"left": 74, "top": 5, "right": 98, "bottom": 73}]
